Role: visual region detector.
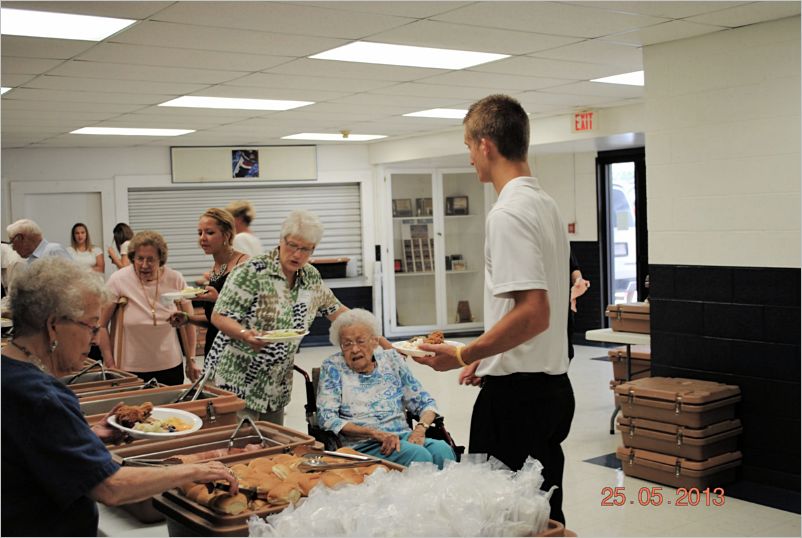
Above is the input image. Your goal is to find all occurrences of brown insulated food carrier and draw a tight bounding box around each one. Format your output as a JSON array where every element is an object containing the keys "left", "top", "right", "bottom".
[
  {"left": 617, "top": 416, "right": 742, "bottom": 460},
  {"left": 616, "top": 446, "right": 741, "bottom": 489},
  {"left": 608, "top": 345, "right": 651, "bottom": 381},
  {"left": 531, "top": 520, "right": 578, "bottom": 536},
  {"left": 606, "top": 302, "right": 650, "bottom": 333},
  {"left": 152, "top": 453, "right": 405, "bottom": 536},
  {"left": 81, "top": 383, "right": 245, "bottom": 431},
  {"left": 615, "top": 377, "right": 741, "bottom": 427},
  {"left": 61, "top": 367, "right": 142, "bottom": 394}
]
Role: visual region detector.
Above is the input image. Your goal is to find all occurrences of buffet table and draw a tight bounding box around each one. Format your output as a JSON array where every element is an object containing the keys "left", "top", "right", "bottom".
[{"left": 585, "top": 328, "right": 651, "bottom": 434}]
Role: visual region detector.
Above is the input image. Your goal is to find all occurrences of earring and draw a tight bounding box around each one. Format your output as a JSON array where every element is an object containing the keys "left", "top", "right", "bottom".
[{"left": 49, "top": 340, "right": 59, "bottom": 352}]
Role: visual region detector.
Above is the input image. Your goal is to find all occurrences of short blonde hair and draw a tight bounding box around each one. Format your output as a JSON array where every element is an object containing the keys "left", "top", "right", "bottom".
[
  {"left": 329, "top": 308, "right": 380, "bottom": 348},
  {"left": 127, "top": 230, "right": 168, "bottom": 266},
  {"left": 201, "top": 208, "right": 236, "bottom": 245},
  {"left": 280, "top": 209, "right": 324, "bottom": 246},
  {"left": 10, "top": 257, "right": 111, "bottom": 336},
  {"left": 225, "top": 200, "right": 255, "bottom": 225}
]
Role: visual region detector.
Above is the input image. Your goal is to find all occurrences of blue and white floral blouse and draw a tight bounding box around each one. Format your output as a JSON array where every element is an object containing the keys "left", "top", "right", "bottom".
[{"left": 317, "top": 348, "right": 439, "bottom": 448}]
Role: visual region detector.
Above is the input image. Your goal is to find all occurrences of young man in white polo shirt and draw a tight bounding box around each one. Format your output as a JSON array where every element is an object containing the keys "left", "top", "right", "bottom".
[{"left": 416, "top": 94, "right": 574, "bottom": 525}]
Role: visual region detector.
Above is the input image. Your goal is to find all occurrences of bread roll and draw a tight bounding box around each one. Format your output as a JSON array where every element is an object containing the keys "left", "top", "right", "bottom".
[
  {"left": 230, "top": 463, "right": 251, "bottom": 477},
  {"left": 271, "top": 463, "right": 291, "bottom": 480},
  {"left": 187, "top": 484, "right": 217, "bottom": 506},
  {"left": 249, "top": 498, "right": 269, "bottom": 511},
  {"left": 210, "top": 493, "right": 249, "bottom": 515},
  {"left": 253, "top": 473, "right": 283, "bottom": 496},
  {"left": 333, "top": 468, "right": 363, "bottom": 485},
  {"left": 296, "top": 473, "right": 322, "bottom": 496},
  {"left": 178, "top": 482, "right": 200, "bottom": 496},
  {"left": 267, "top": 482, "right": 302, "bottom": 505},
  {"left": 320, "top": 470, "right": 346, "bottom": 489},
  {"left": 248, "top": 458, "right": 276, "bottom": 473}
]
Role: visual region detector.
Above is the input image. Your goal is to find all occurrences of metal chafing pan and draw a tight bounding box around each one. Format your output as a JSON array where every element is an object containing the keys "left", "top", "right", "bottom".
[
  {"left": 61, "top": 366, "right": 142, "bottom": 394},
  {"left": 81, "top": 384, "right": 245, "bottom": 431},
  {"left": 74, "top": 378, "right": 162, "bottom": 399}
]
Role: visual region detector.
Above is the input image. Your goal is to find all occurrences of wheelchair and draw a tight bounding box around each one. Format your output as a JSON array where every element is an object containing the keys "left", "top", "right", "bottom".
[{"left": 293, "top": 364, "right": 465, "bottom": 461}]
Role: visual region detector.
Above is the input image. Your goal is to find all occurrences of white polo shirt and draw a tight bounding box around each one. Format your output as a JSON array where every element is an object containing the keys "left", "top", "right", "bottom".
[{"left": 475, "top": 176, "right": 571, "bottom": 377}]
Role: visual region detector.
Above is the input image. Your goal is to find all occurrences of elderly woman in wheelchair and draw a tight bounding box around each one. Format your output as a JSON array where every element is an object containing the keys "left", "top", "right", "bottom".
[{"left": 316, "top": 309, "right": 456, "bottom": 469}]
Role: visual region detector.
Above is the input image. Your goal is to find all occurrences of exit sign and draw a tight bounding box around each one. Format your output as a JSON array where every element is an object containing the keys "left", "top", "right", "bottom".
[{"left": 572, "top": 110, "right": 596, "bottom": 133}]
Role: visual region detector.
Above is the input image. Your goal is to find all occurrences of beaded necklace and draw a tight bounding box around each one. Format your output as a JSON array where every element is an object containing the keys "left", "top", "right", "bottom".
[
  {"left": 137, "top": 269, "right": 160, "bottom": 326},
  {"left": 9, "top": 341, "right": 46, "bottom": 371}
]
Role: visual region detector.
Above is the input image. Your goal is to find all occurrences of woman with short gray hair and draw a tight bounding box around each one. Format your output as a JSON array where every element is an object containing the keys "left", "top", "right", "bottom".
[
  {"left": 317, "top": 308, "right": 456, "bottom": 469},
  {"left": 206, "top": 209, "right": 348, "bottom": 425},
  {"left": 2, "top": 256, "right": 238, "bottom": 537}
]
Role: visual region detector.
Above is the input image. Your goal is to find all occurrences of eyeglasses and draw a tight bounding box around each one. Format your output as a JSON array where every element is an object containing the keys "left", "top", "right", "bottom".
[
  {"left": 66, "top": 318, "right": 101, "bottom": 337},
  {"left": 10, "top": 234, "right": 23, "bottom": 243},
  {"left": 340, "top": 338, "right": 373, "bottom": 350},
  {"left": 134, "top": 255, "right": 158, "bottom": 264},
  {"left": 283, "top": 239, "right": 315, "bottom": 255}
]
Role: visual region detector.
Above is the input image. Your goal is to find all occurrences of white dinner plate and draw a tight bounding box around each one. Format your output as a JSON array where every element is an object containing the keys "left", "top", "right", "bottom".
[
  {"left": 107, "top": 407, "right": 202, "bottom": 440},
  {"left": 0, "top": 317, "right": 12, "bottom": 328},
  {"left": 160, "top": 288, "right": 206, "bottom": 305},
  {"left": 392, "top": 340, "right": 464, "bottom": 358},
  {"left": 255, "top": 329, "right": 310, "bottom": 344}
]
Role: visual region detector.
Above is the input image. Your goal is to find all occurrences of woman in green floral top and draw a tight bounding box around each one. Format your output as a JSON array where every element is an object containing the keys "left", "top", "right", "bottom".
[{"left": 205, "top": 210, "right": 347, "bottom": 424}]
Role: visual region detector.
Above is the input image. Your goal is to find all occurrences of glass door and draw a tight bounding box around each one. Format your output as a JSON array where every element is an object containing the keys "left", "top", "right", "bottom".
[
  {"left": 441, "top": 170, "right": 484, "bottom": 329},
  {"left": 389, "top": 172, "right": 436, "bottom": 329},
  {"left": 597, "top": 148, "right": 647, "bottom": 308}
]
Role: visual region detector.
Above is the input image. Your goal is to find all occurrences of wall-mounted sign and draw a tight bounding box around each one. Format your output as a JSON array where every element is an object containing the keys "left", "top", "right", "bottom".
[
  {"left": 171, "top": 145, "right": 317, "bottom": 183},
  {"left": 572, "top": 110, "right": 596, "bottom": 133}
]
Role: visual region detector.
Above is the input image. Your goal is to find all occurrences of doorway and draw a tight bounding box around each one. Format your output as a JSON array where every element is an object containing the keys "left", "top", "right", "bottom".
[{"left": 596, "top": 148, "right": 647, "bottom": 309}]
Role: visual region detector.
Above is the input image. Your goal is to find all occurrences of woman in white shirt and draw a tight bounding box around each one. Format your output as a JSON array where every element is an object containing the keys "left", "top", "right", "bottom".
[{"left": 67, "top": 223, "right": 104, "bottom": 275}]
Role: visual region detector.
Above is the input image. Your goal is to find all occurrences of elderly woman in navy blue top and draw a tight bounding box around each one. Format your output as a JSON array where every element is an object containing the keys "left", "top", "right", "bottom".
[
  {"left": 317, "top": 309, "right": 456, "bottom": 469},
  {"left": 1, "top": 257, "right": 238, "bottom": 537}
]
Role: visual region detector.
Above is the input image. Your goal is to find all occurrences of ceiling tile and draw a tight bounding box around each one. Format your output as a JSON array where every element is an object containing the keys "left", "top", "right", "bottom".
[
  {"left": 0, "top": 36, "right": 96, "bottom": 60},
  {"left": 365, "top": 19, "right": 581, "bottom": 55},
  {"left": 2, "top": 1, "right": 172, "bottom": 19},
  {"left": 370, "top": 82, "right": 498, "bottom": 100},
  {"left": 190, "top": 85, "right": 351, "bottom": 102},
  {"left": 23, "top": 75, "right": 207, "bottom": 96},
  {"left": 471, "top": 56, "right": 631, "bottom": 80},
  {"left": 1, "top": 57, "right": 63, "bottom": 76},
  {"left": 531, "top": 39, "right": 643, "bottom": 69},
  {"left": 331, "top": 93, "right": 467, "bottom": 109},
  {"left": 686, "top": 2, "right": 801, "bottom": 28},
  {"left": 110, "top": 21, "right": 347, "bottom": 56},
  {"left": 266, "top": 58, "right": 440, "bottom": 82},
  {"left": 543, "top": 80, "right": 644, "bottom": 98},
  {"left": 515, "top": 90, "right": 623, "bottom": 108},
  {"left": 77, "top": 43, "right": 294, "bottom": 72},
  {"left": 152, "top": 2, "right": 414, "bottom": 39},
  {"left": 0, "top": 74, "right": 37, "bottom": 87},
  {"left": 224, "top": 72, "right": 398, "bottom": 93},
  {"left": 302, "top": 2, "right": 472, "bottom": 19},
  {"left": 602, "top": 19, "right": 727, "bottom": 46},
  {"left": 567, "top": 2, "right": 748, "bottom": 19},
  {"left": 48, "top": 60, "right": 246, "bottom": 84},
  {"left": 418, "top": 70, "right": 570, "bottom": 91},
  {"left": 1, "top": 99, "right": 141, "bottom": 113},
  {"left": 5, "top": 87, "right": 170, "bottom": 105},
  {"left": 432, "top": 2, "right": 669, "bottom": 38}
]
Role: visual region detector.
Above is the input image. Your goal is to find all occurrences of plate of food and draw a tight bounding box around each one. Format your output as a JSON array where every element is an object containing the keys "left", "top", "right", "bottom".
[
  {"left": 392, "top": 331, "right": 465, "bottom": 358},
  {"left": 0, "top": 317, "right": 12, "bottom": 328},
  {"left": 107, "top": 403, "right": 202, "bottom": 440},
  {"left": 254, "top": 328, "right": 309, "bottom": 344},
  {"left": 161, "top": 287, "right": 207, "bottom": 304}
]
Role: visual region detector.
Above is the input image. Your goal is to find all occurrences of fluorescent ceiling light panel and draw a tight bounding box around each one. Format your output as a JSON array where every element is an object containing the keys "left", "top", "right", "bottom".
[
  {"left": 0, "top": 8, "right": 135, "bottom": 41},
  {"left": 282, "top": 133, "right": 386, "bottom": 141},
  {"left": 159, "top": 96, "right": 313, "bottom": 111},
  {"left": 310, "top": 41, "right": 508, "bottom": 70},
  {"left": 71, "top": 127, "right": 194, "bottom": 136},
  {"left": 591, "top": 71, "right": 644, "bottom": 86},
  {"left": 404, "top": 108, "right": 468, "bottom": 119},
  {"left": 0, "top": 87, "right": 11, "bottom": 95}
]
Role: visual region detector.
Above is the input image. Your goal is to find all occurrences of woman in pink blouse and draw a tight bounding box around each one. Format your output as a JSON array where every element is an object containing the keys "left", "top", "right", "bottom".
[{"left": 96, "top": 231, "right": 198, "bottom": 385}]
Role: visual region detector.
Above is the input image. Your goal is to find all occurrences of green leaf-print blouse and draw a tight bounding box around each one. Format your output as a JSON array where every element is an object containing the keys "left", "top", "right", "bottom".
[{"left": 205, "top": 248, "right": 341, "bottom": 413}]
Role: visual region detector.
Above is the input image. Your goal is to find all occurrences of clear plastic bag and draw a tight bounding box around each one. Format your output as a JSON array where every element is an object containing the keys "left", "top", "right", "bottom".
[{"left": 248, "top": 456, "right": 553, "bottom": 537}]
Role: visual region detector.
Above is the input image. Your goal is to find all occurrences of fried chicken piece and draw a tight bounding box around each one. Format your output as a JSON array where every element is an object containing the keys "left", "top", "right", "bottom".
[
  {"left": 114, "top": 402, "right": 154, "bottom": 428},
  {"left": 424, "top": 330, "right": 444, "bottom": 345}
]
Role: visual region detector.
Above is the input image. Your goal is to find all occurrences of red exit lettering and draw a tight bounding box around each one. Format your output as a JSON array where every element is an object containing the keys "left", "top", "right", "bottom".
[{"left": 573, "top": 111, "right": 595, "bottom": 132}]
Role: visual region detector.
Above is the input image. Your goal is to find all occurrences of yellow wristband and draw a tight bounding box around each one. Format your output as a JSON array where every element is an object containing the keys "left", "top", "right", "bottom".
[{"left": 455, "top": 346, "right": 467, "bottom": 367}]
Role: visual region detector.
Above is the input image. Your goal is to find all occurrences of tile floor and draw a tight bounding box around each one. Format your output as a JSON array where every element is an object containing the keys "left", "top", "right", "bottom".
[{"left": 98, "top": 341, "right": 801, "bottom": 537}]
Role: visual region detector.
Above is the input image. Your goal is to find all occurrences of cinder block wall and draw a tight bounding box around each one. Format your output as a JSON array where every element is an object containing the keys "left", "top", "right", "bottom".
[{"left": 644, "top": 17, "right": 800, "bottom": 489}]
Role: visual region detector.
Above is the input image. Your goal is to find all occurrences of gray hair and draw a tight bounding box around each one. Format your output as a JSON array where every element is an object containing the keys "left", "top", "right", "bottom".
[
  {"left": 329, "top": 308, "right": 381, "bottom": 348},
  {"left": 280, "top": 209, "right": 324, "bottom": 246},
  {"left": 9, "top": 257, "right": 111, "bottom": 336},
  {"left": 7, "top": 219, "right": 42, "bottom": 239}
]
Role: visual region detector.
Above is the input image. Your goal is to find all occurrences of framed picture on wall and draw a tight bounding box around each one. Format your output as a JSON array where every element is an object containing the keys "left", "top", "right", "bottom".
[
  {"left": 392, "top": 198, "right": 413, "bottom": 217},
  {"left": 231, "top": 149, "right": 260, "bottom": 178},
  {"left": 446, "top": 195, "right": 469, "bottom": 215},
  {"left": 416, "top": 197, "right": 433, "bottom": 216}
]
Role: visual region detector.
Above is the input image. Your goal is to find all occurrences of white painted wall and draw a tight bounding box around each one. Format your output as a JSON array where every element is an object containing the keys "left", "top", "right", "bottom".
[
  {"left": 644, "top": 16, "right": 800, "bottom": 268},
  {"left": 533, "top": 151, "right": 598, "bottom": 242}
]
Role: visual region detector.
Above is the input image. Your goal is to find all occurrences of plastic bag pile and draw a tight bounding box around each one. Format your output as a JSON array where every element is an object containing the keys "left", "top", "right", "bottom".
[{"left": 248, "top": 455, "right": 554, "bottom": 537}]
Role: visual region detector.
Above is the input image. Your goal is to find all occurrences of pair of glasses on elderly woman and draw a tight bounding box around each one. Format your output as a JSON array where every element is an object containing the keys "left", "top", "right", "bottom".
[
  {"left": 282, "top": 239, "right": 315, "bottom": 255},
  {"left": 64, "top": 318, "right": 101, "bottom": 337},
  {"left": 340, "top": 338, "right": 375, "bottom": 350}
]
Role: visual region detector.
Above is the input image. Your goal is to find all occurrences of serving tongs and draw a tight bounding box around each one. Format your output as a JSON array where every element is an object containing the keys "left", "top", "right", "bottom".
[
  {"left": 172, "top": 368, "right": 212, "bottom": 403},
  {"left": 120, "top": 417, "right": 280, "bottom": 467},
  {"left": 65, "top": 360, "right": 106, "bottom": 385},
  {"left": 292, "top": 445, "right": 381, "bottom": 472}
]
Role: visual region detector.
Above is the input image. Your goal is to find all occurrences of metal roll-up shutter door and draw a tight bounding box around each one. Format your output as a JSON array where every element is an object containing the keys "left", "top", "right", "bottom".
[{"left": 128, "top": 183, "right": 363, "bottom": 282}]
